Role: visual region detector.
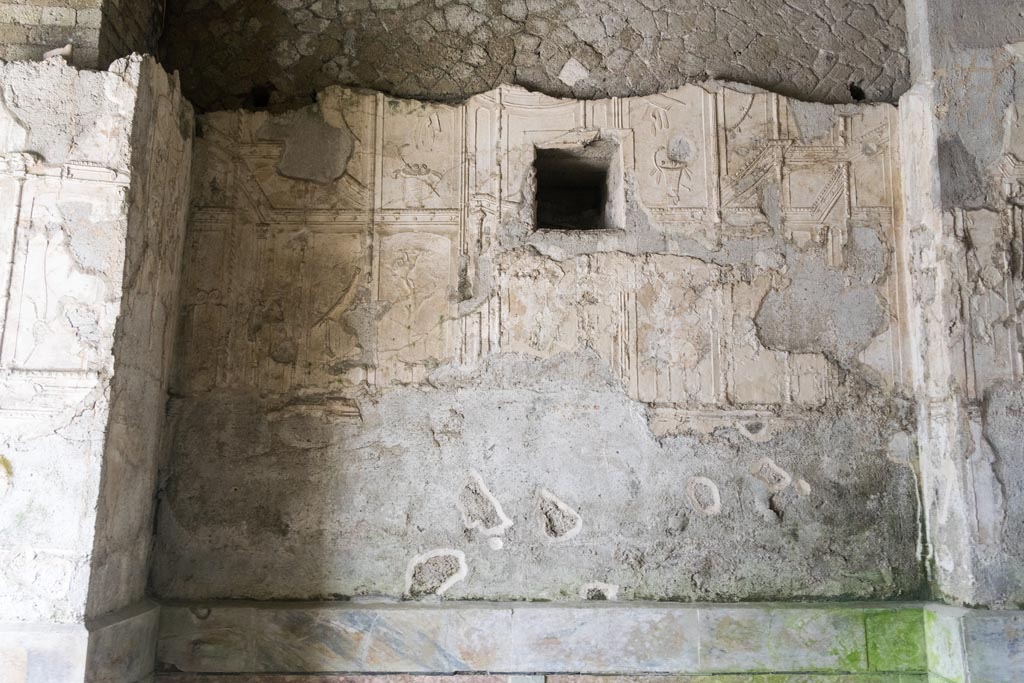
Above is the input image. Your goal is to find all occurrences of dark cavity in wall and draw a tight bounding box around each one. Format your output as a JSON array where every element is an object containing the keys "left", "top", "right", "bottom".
[{"left": 534, "top": 144, "right": 614, "bottom": 230}]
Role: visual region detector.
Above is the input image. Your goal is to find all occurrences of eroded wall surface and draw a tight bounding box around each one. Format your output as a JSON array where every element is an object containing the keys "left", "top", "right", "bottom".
[
  {"left": 0, "top": 55, "right": 192, "bottom": 681},
  {"left": 899, "top": 0, "right": 1024, "bottom": 610},
  {"left": 160, "top": 0, "right": 911, "bottom": 112},
  {"left": 151, "top": 84, "right": 922, "bottom": 603}
]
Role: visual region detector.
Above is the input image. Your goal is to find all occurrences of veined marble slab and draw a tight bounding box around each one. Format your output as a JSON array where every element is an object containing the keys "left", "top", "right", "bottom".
[
  {"left": 155, "top": 602, "right": 1024, "bottom": 681},
  {"left": 156, "top": 602, "right": 934, "bottom": 675},
  {"left": 155, "top": 675, "right": 929, "bottom": 683}
]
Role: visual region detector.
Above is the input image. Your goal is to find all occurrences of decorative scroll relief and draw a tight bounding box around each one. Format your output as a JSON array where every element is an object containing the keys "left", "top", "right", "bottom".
[
  {"left": 633, "top": 255, "right": 720, "bottom": 405},
  {"left": 496, "top": 252, "right": 828, "bottom": 408},
  {"left": 178, "top": 108, "right": 375, "bottom": 396},
  {"left": 0, "top": 155, "right": 129, "bottom": 422}
]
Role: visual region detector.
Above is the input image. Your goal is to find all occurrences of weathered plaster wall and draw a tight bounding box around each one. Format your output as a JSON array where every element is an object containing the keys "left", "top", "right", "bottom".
[
  {"left": 151, "top": 84, "right": 922, "bottom": 603},
  {"left": 0, "top": 54, "right": 192, "bottom": 682},
  {"left": 159, "top": 0, "right": 911, "bottom": 112},
  {"left": 85, "top": 56, "right": 193, "bottom": 619},
  {"left": 899, "top": 0, "right": 1024, "bottom": 610}
]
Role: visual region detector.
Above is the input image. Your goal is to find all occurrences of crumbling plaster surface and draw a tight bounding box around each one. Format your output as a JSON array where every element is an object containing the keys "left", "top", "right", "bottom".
[
  {"left": 151, "top": 83, "right": 922, "bottom": 603},
  {"left": 0, "top": 53, "right": 192, "bottom": 633},
  {"left": 85, "top": 56, "right": 194, "bottom": 619},
  {"left": 160, "top": 0, "right": 911, "bottom": 112},
  {"left": 899, "top": 0, "right": 1024, "bottom": 610}
]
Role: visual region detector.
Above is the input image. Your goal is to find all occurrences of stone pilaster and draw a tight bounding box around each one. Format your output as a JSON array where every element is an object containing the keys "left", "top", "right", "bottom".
[{"left": 0, "top": 54, "right": 192, "bottom": 683}]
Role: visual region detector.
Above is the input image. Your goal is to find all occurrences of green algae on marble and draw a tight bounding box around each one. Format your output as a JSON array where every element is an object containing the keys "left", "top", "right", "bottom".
[
  {"left": 866, "top": 609, "right": 928, "bottom": 671},
  {"left": 923, "top": 608, "right": 966, "bottom": 683}
]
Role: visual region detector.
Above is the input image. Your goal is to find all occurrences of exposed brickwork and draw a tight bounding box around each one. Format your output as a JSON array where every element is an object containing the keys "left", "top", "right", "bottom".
[
  {"left": 0, "top": 0, "right": 102, "bottom": 67},
  {"left": 98, "top": 0, "right": 162, "bottom": 66},
  {"left": 0, "top": 0, "right": 161, "bottom": 68}
]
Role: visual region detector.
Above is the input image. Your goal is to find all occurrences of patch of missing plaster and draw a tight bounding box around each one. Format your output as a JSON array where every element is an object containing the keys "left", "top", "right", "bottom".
[
  {"left": 886, "top": 431, "right": 914, "bottom": 466},
  {"left": 788, "top": 100, "right": 838, "bottom": 143},
  {"left": 754, "top": 241, "right": 887, "bottom": 366},
  {"left": 580, "top": 581, "right": 618, "bottom": 600},
  {"left": 258, "top": 107, "right": 354, "bottom": 184},
  {"left": 938, "top": 136, "right": 987, "bottom": 210},
  {"left": 430, "top": 407, "right": 464, "bottom": 447},
  {"left": 0, "top": 88, "right": 28, "bottom": 151},
  {"left": 737, "top": 419, "right": 774, "bottom": 443},
  {"left": 685, "top": 476, "right": 722, "bottom": 516},
  {"left": 538, "top": 488, "right": 583, "bottom": 541},
  {"left": 0, "top": 455, "right": 12, "bottom": 498},
  {"left": 405, "top": 549, "right": 467, "bottom": 597},
  {"left": 456, "top": 470, "right": 512, "bottom": 536},
  {"left": 58, "top": 201, "right": 123, "bottom": 279},
  {"left": 751, "top": 457, "right": 793, "bottom": 492}
]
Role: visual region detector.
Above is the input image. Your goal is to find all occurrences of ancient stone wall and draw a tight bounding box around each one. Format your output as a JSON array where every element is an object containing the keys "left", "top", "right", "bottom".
[
  {"left": 160, "top": 0, "right": 911, "bottom": 112},
  {"left": 0, "top": 54, "right": 192, "bottom": 680},
  {"left": 0, "top": 1, "right": 103, "bottom": 67},
  {"left": 97, "top": 0, "right": 163, "bottom": 67},
  {"left": 899, "top": 0, "right": 1024, "bottom": 610},
  {"left": 0, "top": 0, "right": 161, "bottom": 69},
  {"left": 150, "top": 83, "right": 922, "bottom": 603}
]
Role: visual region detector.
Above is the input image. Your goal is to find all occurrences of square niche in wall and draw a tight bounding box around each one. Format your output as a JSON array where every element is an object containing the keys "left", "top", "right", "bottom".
[{"left": 534, "top": 139, "right": 624, "bottom": 230}]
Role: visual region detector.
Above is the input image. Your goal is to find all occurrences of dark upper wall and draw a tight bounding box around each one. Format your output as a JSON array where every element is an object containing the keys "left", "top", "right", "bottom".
[
  {"left": 159, "top": 0, "right": 911, "bottom": 112},
  {"left": 0, "top": 1, "right": 105, "bottom": 67},
  {"left": 0, "top": 0, "right": 161, "bottom": 68},
  {"left": 99, "top": 0, "right": 164, "bottom": 66}
]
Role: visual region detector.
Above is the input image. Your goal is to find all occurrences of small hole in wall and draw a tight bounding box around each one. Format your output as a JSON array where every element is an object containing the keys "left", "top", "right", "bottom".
[
  {"left": 849, "top": 82, "right": 866, "bottom": 102},
  {"left": 534, "top": 142, "right": 618, "bottom": 230},
  {"left": 246, "top": 82, "right": 276, "bottom": 109}
]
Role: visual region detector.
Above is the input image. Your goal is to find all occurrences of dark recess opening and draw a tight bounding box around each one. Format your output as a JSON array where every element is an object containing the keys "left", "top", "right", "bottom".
[{"left": 534, "top": 145, "right": 614, "bottom": 230}]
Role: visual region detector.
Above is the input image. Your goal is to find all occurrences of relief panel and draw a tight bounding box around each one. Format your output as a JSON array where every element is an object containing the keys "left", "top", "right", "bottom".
[
  {"left": 634, "top": 255, "right": 720, "bottom": 405},
  {"left": 376, "top": 230, "right": 455, "bottom": 385},
  {"left": 0, "top": 175, "right": 126, "bottom": 373},
  {"left": 380, "top": 100, "right": 461, "bottom": 210},
  {"left": 629, "top": 87, "right": 716, "bottom": 229}
]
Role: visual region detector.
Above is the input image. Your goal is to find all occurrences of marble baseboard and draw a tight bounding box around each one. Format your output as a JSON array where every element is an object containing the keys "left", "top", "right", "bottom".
[
  {"left": 157, "top": 602, "right": 928, "bottom": 675},
  {"left": 0, "top": 600, "right": 159, "bottom": 683},
  {"left": 0, "top": 621, "right": 89, "bottom": 683},
  {"left": 86, "top": 600, "right": 160, "bottom": 683},
  {"left": 155, "top": 601, "right": 1024, "bottom": 682},
  {"left": 156, "top": 676, "right": 928, "bottom": 683}
]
